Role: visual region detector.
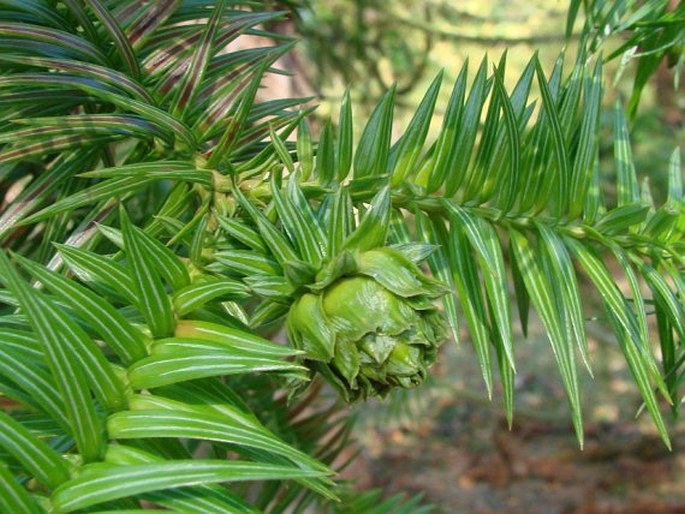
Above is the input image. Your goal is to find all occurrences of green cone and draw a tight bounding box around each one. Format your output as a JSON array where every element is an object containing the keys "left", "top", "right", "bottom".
[{"left": 286, "top": 247, "right": 447, "bottom": 401}]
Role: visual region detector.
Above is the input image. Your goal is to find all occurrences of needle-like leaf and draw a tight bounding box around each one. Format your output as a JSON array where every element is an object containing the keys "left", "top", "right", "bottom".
[
  {"left": 0, "top": 252, "right": 108, "bottom": 461},
  {"left": 121, "top": 208, "right": 175, "bottom": 338},
  {"left": 52, "top": 460, "right": 327, "bottom": 513}
]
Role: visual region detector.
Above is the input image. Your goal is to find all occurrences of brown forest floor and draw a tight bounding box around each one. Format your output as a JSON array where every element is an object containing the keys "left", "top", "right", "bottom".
[{"left": 345, "top": 320, "right": 685, "bottom": 513}]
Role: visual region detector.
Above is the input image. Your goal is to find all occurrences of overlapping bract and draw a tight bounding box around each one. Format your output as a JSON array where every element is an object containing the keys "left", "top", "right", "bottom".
[
  {"left": 287, "top": 248, "right": 447, "bottom": 401},
  {"left": 214, "top": 181, "right": 450, "bottom": 402}
]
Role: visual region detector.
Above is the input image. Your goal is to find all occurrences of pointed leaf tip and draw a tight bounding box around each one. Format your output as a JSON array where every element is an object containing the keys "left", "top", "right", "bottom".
[{"left": 342, "top": 187, "right": 391, "bottom": 252}]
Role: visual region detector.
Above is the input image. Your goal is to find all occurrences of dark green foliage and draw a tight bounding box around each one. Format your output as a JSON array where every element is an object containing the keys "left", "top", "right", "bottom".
[{"left": 0, "top": 1, "right": 683, "bottom": 513}]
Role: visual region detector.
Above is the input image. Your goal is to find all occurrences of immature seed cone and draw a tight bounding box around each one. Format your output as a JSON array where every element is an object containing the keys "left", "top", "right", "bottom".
[{"left": 286, "top": 247, "right": 447, "bottom": 401}]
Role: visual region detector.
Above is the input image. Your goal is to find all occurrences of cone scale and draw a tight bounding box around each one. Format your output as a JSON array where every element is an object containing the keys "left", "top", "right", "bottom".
[{"left": 286, "top": 247, "right": 447, "bottom": 401}]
